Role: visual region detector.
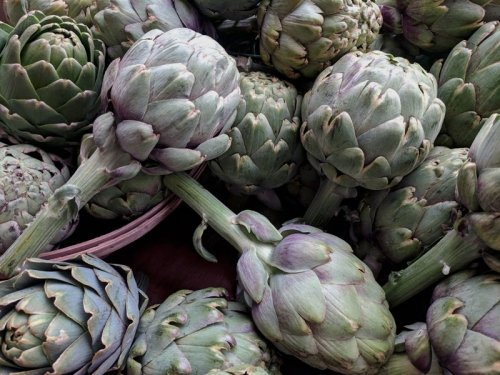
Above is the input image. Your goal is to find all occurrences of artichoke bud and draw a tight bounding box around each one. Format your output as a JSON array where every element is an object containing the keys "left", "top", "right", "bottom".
[{"left": 469, "top": 212, "right": 500, "bottom": 251}]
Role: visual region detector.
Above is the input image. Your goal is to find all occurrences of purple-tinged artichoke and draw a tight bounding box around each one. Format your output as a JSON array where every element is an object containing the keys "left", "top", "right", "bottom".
[
  {"left": 430, "top": 21, "right": 500, "bottom": 147},
  {"left": 301, "top": 50, "right": 445, "bottom": 226},
  {"left": 162, "top": 172, "right": 396, "bottom": 374},
  {"left": 0, "top": 255, "right": 147, "bottom": 374},
  {"left": 426, "top": 270, "right": 500, "bottom": 374},
  {"left": 257, "top": 0, "right": 383, "bottom": 79}
]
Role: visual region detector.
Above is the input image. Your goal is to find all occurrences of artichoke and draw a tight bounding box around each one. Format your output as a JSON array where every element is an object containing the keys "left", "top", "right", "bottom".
[
  {"left": 1, "top": 0, "right": 109, "bottom": 27},
  {"left": 193, "top": 0, "right": 261, "bottom": 20},
  {"left": 162, "top": 173, "right": 396, "bottom": 374},
  {"left": 426, "top": 270, "right": 500, "bottom": 374},
  {"left": 92, "top": 0, "right": 216, "bottom": 59},
  {"left": 257, "top": 0, "right": 383, "bottom": 79},
  {"left": 430, "top": 21, "right": 500, "bottom": 147},
  {"left": 0, "top": 255, "right": 147, "bottom": 374},
  {"left": 378, "top": 323, "right": 443, "bottom": 375},
  {"left": 0, "top": 11, "right": 106, "bottom": 147},
  {"left": 0, "top": 143, "right": 76, "bottom": 254},
  {"left": 353, "top": 147, "right": 468, "bottom": 265},
  {"left": 209, "top": 71, "right": 303, "bottom": 206},
  {"left": 207, "top": 365, "right": 272, "bottom": 375},
  {"left": 378, "top": 0, "right": 494, "bottom": 53},
  {"left": 301, "top": 50, "right": 445, "bottom": 226},
  {"left": 126, "top": 288, "right": 279, "bottom": 375}
]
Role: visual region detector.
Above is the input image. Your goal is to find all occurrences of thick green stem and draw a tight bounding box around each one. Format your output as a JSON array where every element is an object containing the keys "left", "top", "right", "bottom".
[
  {"left": 383, "top": 228, "right": 485, "bottom": 307},
  {"left": 0, "top": 149, "right": 123, "bottom": 277},
  {"left": 163, "top": 172, "right": 257, "bottom": 253},
  {"left": 303, "top": 179, "right": 354, "bottom": 227}
]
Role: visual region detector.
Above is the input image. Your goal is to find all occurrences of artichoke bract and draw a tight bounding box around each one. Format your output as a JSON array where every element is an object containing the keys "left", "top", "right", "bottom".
[
  {"left": 431, "top": 21, "right": 500, "bottom": 147},
  {"left": 0, "top": 28, "right": 241, "bottom": 277},
  {"left": 207, "top": 365, "right": 272, "bottom": 375},
  {"left": 209, "top": 71, "right": 303, "bottom": 208},
  {"left": 426, "top": 270, "right": 500, "bottom": 375},
  {"left": 92, "top": 0, "right": 216, "bottom": 59},
  {"left": 126, "top": 288, "right": 279, "bottom": 375},
  {"left": 0, "top": 255, "right": 147, "bottom": 374},
  {"left": 0, "top": 11, "right": 106, "bottom": 147},
  {"left": 193, "top": 0, "right": 261, "bottom": 20},
  {"left": 257, "top": 0, "right": 383, "bottom": 79},
  {"left": 0, "top": 143, "right": 76, "bottom": 254},
  {"left": 378, "top": 0, "right": 493, "bottom": 53},
  {"left": 162, "top": 173, "right": 396, "bottom": 374},
  {"left": 301, "top": 50, "right": 445, "bottom": 226},
  {"left": 1, "top": 0, "right": 109, "bottom": 27}
]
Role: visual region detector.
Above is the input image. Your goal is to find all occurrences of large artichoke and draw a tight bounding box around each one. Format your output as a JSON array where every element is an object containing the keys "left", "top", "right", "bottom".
[
  {"left": 92, "top": 0, "right": 215, "bottom": 59},
  {"left": 192, "top": 0, "right": 261, "bottom": 20},
  {"left": 301, "top": 50, "right": 445, "bottom": 226},
  {"left": 0, "top": 255, "right": 147, "bottom": 374},
  {"left": 0, "top": 11, "right": 106, "bottom": 147},
  {"left": 430, "top": 21, "right": 500, "bottom": 147},
  {"left": 426, "top": 270, "right": 500, "bottom": 374},
  {"left": 162, "top": 173, "right": 396, "bottom": 374},
  {"left": 126, "top": 288, "right": 279, "bottom": 374},
  {"left": 378, "top": 0, "right": 494, "bottom": 53},
  {"left": 209, "top": 71, "right": 303, "bottom": 206},
  {"left": 257, "top": 0, "right": 383, "bottom": 79},
  {"left": 0, "top": 143, "right": 76, "bottom": 254}
]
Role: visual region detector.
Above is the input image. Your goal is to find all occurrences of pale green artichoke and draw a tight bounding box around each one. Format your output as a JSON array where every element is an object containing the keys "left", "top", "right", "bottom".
[
  {"left": 301, "top": 50, "right": 445, "bottom": 226},
  {"left": 0, "top": 11, "right": 106, "bottom": 147},
  {"left": 426, "top": 270, "right": 500, "bottom": 374},
  {"left": 193, "top": 0, "right": 261, "bottom": 20},
  {"left": 378, "top": 0, "right": 494, "bottom": 53},
  {"left": 92, "top": 0, "right": 215, "bottom": 59},
  {"left": 378, "top": 323, "right": 443, "bottom": 375},
  {"left": 1, "top": 0, "right": 109, "bottom": 27},
  {"left": 354, "top": 147, "right": 468, "bottom": 265},
  {"left": 209, "top": 71, "right": 303, "bottom": 204},
  {"left": 126, "top": 288, "right": 279, "bottom": 375},
  {"left": 162, "top": 173, "right": 396, "bottom": 374},
  {"left": 431, "top": 21, "right": 500, "bottom": 147},
  {"left": 257, "top": 0, "right": 383, "bottom": 79},
  {"left": 0, "top": 255, "right": 147, "bottom": 374},
  {"left": 0, "top": 143, "right": 76, "bottom": 254}
]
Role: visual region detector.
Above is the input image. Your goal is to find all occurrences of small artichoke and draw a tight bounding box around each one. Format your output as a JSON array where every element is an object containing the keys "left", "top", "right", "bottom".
[
  {"left": 0, "top": 143, "right": 76, "bottom": 254},
  {"left": 209, "top": 71, "right": 303, "bottom": 203},
  {"left": 378, "top": 0, "right": 494, "bottom": 53},
  {"left": 257, "top": 0, "right": 383, "bottom": 79},
  {"left": 431, "top": 21, "right": 500, "bottom": 147},
  {"left": 301, "top": 50, "right": 445, "bottom": 226},
  {"left": 126, "top": 288, "right": 279, "bottom": 375},
  {"left": 426, "top": 270, "right": 500, "bottom": 374},
  {"left": 0, "top": 255, "right": 147, "bottom": 374},
  {"left": 193, "top": 0, "right": 261, "bottom": 20},
  {"left": 92, "top": 0, "right": 215, "bottom": 59},
  {"left": 0, "top": 11, "right": 106, "bottom": 147}
]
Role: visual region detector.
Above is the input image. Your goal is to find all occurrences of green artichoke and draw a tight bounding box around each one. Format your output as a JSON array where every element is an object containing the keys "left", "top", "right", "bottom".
[
  {"left": 0, "top": 143, "right": 76, "bottom": 254},
  {"left": 162, "top": 173, "right": 396, "bottom": 374},
  {"left": 1, "top": 0, "right": 109, "bottom": 27},
  {"left": 0, "top": 255, "right": 147, "bottom": 374},
  {"left": 0, "top": 11, "right": 106, "bottom": 147},
  {"left": 209, "top": 71, "right": 303, "bottom": 206},
  {"left": 426, "top": 270, "right": 500, "bottom": 374},
  {"left": 378, "top": 323, "right": 443, "bottom": 375},
  {"left": 126, "top": 288, "right": 279, "bottom": 375},
  {"left": 193, "top": 0, "right": 261, "bottom": 20},
  {"left": 354, "top": 147, "right": 468, "bottom": 265},
  {"left": 257, "top": 0, "right": 383, "bottom": 79},
  {"left": 430, "top": 21, "right": 500, "bottom": 147},
  {"left": 378, "top": 0, "right": 493, "bottom": 53},
  {"left": 92, "top": 0, "right": 216, "bottom": 59},
  {"left": 301, "top": 50, "right": 445, "bottom": 226}
]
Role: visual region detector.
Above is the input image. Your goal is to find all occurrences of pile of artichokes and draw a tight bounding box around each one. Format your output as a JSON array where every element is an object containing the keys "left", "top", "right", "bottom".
[{"left": 0, "top": 1, "right": 498, "bottom": 373}]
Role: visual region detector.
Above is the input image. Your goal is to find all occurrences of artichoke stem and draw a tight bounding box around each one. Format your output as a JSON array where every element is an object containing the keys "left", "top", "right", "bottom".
[
  {"left": 303, "top": 179, "right": 353, "bottom": 227},
  {"left": 163, "top": 172, "right": 257, "bottom": 254},
  {"left": 383, "top": 227, "right": 485, "bottom": 307},
  {"left": 0, "top": 149, "right": 123, "bottom": 277}
]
